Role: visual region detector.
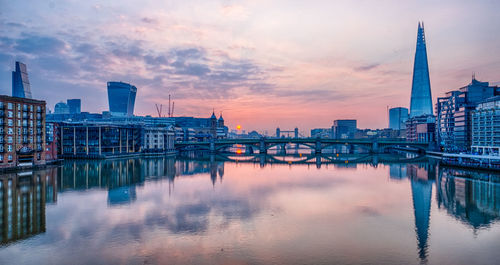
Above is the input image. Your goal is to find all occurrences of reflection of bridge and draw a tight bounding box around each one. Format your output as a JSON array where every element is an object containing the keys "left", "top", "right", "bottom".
[
  {"left": 177, "top": 153, "right": 428, "bottom": 169},
  {"left": 176, "top": 138, "right": 430, "bottom": 154}
]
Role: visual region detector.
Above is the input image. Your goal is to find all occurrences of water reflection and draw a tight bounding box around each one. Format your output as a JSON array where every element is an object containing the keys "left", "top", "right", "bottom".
[
  {"left": 0, "top": 157, "right": 499, "bottom": 264},
  {"left": 437, "top": 167, "right": 500, "bottom": 229},
  {"left": 0, "top": 168, "right": 57, "bottom": 245},
  {"left": 408, "top": 163, "right": 435, "bottom": 264}
]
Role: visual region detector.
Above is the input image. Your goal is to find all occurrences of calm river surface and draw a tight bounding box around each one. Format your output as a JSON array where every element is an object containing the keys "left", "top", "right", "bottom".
[{"left": 0, "top": 156, "right": 500, "bottom": 265}]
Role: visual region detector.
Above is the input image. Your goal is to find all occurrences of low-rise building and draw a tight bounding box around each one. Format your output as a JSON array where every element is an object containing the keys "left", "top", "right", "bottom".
[
  {"left": 58, "top": 122, "right": 142, "bottom": 158},
  {"left": 406, "top": 115, "right": 435, "bottom": 143},
  {"left": 471, "top": 96, "right": 500, "bottom": 155},
  {"left": 142, "top": 126, "right": 175, "bottom": 154},
  {"left": 0, "top": 95, "right": 46, "bottom": 169}
]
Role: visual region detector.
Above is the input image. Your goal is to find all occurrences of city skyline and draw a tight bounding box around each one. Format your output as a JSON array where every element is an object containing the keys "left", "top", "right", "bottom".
[{"left": 1, "top": 0, "right": 500, "bottom": 132}]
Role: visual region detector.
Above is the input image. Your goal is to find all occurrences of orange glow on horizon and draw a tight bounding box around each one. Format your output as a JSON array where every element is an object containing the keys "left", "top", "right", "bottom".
[{"left": 236, "top": 125, "right": 242, "bottom": 130}]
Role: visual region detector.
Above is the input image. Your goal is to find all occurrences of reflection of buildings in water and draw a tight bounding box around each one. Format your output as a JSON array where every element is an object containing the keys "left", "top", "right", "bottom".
[
  {"left": 389, "top": 164, "right": 407, "bottom": 180},
  {"left": 0, "top": 168, "right": 57, "bottom": 245},
  {"left": 437, "top": 168, "right": 500, "bottom": 229},
  {"left": 411, "top": 176, "right": 433, "bottom": 263},
  {"left": 58, "top": 158, "right": 176, "bottom": 206},
  {"left": 407, "top": 163, "right": 435, "bottom": 263},
  {"left": 59, "top": 157, "right": 177, "bottom": 191},
  {"left": 175, "top": 159, "right": 225, "bottom": 186},
  {"left": 108, "top": 186, "right": 137, "bottom": 206}
]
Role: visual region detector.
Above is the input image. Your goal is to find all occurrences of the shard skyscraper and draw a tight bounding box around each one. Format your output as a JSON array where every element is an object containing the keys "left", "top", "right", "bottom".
[{"left": 409, "top": 22, "right": 433, "bottom": 117}]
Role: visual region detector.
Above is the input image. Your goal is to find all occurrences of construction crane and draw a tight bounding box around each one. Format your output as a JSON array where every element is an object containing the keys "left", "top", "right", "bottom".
[
  {"left": 155, "top": 94, "right": 175, "bottom": 118},
  {"left": 155, "top": 104, "right": 163, "bottom": 117}
]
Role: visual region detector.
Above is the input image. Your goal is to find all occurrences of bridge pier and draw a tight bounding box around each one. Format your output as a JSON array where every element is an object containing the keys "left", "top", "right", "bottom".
[
  {"left": 371, "top": 141, "right": 379, "bottom": 154},
  {"left": 315, "top": 138, "right": 322, "bottom": 154},
  {"left": 210, "top": 139, "right": 216, "bottom": 153},
  {"left": 246, "top": 145, "right": 254, "bottom": 154},
  {"left": 259, "top": 138, "right": 267, "bottom": 154}
]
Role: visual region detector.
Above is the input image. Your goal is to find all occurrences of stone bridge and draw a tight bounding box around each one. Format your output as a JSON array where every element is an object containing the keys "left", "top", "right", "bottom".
[{"left": 175, "top": 137, "right": 431, "bottom": 154}]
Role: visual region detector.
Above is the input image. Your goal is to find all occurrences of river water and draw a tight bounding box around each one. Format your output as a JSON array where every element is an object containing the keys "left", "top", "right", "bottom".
[{"left": 0, "top": 156, "right": 499, "bottom": 265}]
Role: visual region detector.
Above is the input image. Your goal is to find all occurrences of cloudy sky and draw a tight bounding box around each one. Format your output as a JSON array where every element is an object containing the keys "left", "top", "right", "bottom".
[{"left": 0, "top": 0, "right": 499, "bottom": 133}]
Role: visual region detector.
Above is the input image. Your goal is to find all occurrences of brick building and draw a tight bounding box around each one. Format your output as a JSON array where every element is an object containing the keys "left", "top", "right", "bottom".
[{"left": 0, "top": 95, "right": 46, "bottom": 168}]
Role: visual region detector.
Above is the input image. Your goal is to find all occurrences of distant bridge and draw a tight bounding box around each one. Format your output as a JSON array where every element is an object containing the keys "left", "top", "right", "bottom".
[{"left": 175, "top": 137, "right": 431, "bottom": 154}]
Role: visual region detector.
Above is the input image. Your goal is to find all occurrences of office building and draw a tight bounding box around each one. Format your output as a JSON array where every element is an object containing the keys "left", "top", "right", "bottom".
[
  {"left": 410, "top": 22, "right": 433, "bottom": 117},
  {"left": 67, "top": 99, "right": 81, "bottom": 114},
  {"left": 406, "top": 115, "right": 435, "bottom": 143},
  {"left": 107, "top": 81, "right": 137, "bottom": 117},
  {"left": 12, "top": 61, "right": 32, "bottom": 99},
  {"left": 0, "top": 95, "right": 46, "bottom": 169},
  {"left": 58, "top": 122, "right": 142, "bottom": 158},
  {"left": 332, "top": 119, "right": 357, "bottom": 139},
  {"left": 45, "top": 122, "right": 59, "bottom": 162},
  {"left": 471, "top": 96, "right": 500, "bottom": 155},
  {"left": 389, "top": 107, "right": 409, "bottom": 130},
  {"left": 311, "top": 128, "right": 332, "bottom": 138},
  {"left": 436, "top": 77, "right": 498, "bottom": 152}
]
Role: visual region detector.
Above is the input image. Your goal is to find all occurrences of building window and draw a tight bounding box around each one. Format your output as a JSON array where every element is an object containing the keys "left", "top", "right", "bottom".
[
  {"left": 30, "top": 105, "right": 33, "bottom": 111},
  {"left": 7, "top": 111, "right": 13, "bottom": 118},
  {"left": 7, "top": 128, "right": 13, "bottom": 135},
  {"left": 7, "top": 145, "right": 12, "bottom": 152},
  {"left": 8, "top": 119, "right": 13, "bottom": 126},
  {"left": 17, "top": 120, "right": 20, "bottom": 127},
  {"left": 7, "top": 103, "right": 12, "bottom": 110},
  {"left": 7, "top": 136, "right": 12, "bottom": 143},
  {"left": 17, "top": 111, "right": 20, "bottom": 118},
  {"left": 8, "top": 155, "right": 12, "bottom": 161}
]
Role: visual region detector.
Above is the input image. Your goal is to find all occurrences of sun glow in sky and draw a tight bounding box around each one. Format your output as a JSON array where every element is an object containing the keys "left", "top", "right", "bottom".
[{"left": 0, "top": 0, "right": 499, "bottom": 133}]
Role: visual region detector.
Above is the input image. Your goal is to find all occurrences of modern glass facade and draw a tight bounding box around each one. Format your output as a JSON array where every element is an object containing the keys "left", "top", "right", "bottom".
[
  {"left": 389, "top": 107, "right": 409, "bottom": 130},
  {"left": 436, "top": 78, "right": 498, "bottom": 151},
  {"left": 332, "top": 119, "right": 357, "bottom": 139},
  {"left": 67, "top": 99, "right": 81, "bottom": 114},
  {"left": 410, "top": 23, "right": 433, "bottom": 117},
  {"left": 12, "top": 61, "right": 32, "bottom": 99},
  {"left": 107, "top": 82, "right": 137, "bottom": 117},
  {"left": 59, "top": 122, "right": 142, "bottom": 158}
]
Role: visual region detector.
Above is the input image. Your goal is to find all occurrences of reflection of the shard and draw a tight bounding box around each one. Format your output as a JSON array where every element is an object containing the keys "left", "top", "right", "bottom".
[
  {"left": 437, "top": 167, "right": 500, "bottom": 229},
  {"left": 407, "top": 163, "right": 435, "bottom": 264},
  {"left": 0, "top": 168, "right": 57, "bottom": 245}
]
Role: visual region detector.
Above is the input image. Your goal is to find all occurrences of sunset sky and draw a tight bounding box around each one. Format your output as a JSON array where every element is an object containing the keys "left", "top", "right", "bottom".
[{"left": 1, "top": 0, "right": 499, "bottom": 134}]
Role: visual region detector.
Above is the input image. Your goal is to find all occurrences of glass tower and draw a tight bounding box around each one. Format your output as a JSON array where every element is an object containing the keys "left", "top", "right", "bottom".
[
  {"left": 107, "top": 82, "right": 137, "bottom": 117},
  {"left": 12, "top": 61, "right": 32, "bottom": 99},
  {"left": 410, "top": 22, "right": 433, "bottom": 117},
  {"left": 67, "top": 99, "right": 81, "bottom": 114}
]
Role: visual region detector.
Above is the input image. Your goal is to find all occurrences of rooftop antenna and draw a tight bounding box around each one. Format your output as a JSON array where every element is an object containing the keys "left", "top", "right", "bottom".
[{"left": 171, "top": 101, "right": 175, "bottom": 117}]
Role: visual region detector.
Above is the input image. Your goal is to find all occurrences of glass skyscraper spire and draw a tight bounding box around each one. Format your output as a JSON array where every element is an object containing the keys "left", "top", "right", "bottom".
[
  {"left": 12, "top": 61, "right": 32, "bottom": 99},
  {"left": 409, "top": 22, "right": 433, "bottom": 117}
]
